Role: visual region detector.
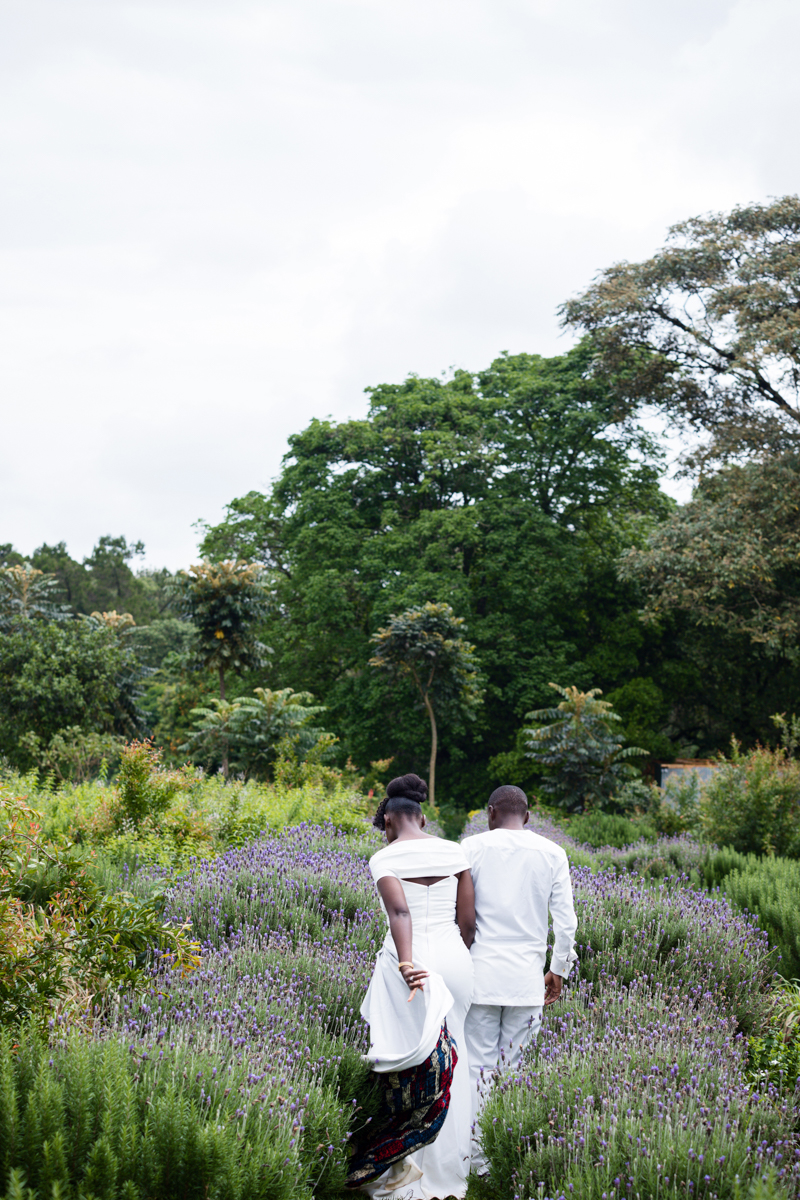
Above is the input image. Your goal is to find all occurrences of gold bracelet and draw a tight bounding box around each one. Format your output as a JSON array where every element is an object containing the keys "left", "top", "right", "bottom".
[{"left": 398, "top": 961, "right": 414, "bottom": 971}]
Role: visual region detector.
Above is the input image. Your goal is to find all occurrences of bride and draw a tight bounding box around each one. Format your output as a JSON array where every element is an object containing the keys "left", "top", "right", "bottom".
[{"left": 348, "top": 774, "right": 475, "bottom": 1200}]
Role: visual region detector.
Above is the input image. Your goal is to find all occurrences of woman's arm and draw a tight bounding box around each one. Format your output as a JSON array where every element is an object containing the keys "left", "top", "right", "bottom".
[
  {"left": 455, "top": 869, "right": 476, "bottom": 949},
  {"left": 376, "top": 876, "right": 429, "bottom": 992}
]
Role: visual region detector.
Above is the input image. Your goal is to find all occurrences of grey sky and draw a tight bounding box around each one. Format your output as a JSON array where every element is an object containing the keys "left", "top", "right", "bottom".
[{"left": 1, "top": 0, "right": 798, "bottom": 568}]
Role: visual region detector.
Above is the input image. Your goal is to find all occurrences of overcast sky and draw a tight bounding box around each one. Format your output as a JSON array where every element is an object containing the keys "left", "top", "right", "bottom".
[{"left": 1, "top": 0, "right": 798, "bottom": 569}]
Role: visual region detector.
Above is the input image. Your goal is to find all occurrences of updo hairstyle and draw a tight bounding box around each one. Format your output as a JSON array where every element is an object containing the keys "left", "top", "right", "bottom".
[{"left": 372, "top": 773, "right": 428, "bottom": 831}]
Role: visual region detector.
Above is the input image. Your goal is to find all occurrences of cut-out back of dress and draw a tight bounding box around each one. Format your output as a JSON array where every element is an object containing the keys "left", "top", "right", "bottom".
[{"left": 401, "top": 875, "right": 449, "bottom": 887}]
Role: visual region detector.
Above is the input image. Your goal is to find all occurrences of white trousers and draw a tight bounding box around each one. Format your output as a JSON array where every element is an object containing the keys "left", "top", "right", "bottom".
[{"left": 464, "top": 1003, "right": 543, "bottom": 1173}]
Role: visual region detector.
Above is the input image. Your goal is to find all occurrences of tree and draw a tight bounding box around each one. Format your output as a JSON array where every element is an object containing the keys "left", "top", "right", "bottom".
[
  {"left": 619, "top": 455, "right": 800, "bottom": 658},
  {"left": 523, "top": 684, "right": 647, "bottom": 812},
  {"left": 172, "top": 561, "right": 271, "bottom": 704},
  {"left": 0, "top": 622, "right": 143, "bottom": 769},
  {"left": 199, "top": 346, "right": 673, "bottom": 805},
  {"left": 369, "top": 602, "right": 482, "bottom": 805},
  {"left": 0, "top": 565, "right": 69, "bottom": 629},
  {"left": 184, "top": 686, "right": 327, "bottom": 779},
  {"left": 561, "top": 196, "right": 800, "bottom": 469}
]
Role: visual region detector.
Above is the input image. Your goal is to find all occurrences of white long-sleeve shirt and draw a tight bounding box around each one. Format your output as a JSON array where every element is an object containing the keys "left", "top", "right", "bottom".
[{"left": 461, "top": 827, "right": 578, "bottom": 1006}]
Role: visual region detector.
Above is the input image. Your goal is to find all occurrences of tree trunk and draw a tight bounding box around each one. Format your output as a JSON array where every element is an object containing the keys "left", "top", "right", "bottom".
[{"left": 423, "top": 692, "right": 437, "bottom": 807}]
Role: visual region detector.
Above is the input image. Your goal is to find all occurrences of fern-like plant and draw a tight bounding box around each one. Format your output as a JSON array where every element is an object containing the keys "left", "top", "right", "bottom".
[{"left": 523, "top": 683, "right": 647, "bottom": 812}]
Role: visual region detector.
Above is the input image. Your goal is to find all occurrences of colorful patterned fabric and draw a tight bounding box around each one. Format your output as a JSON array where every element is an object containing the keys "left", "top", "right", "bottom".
[{"left": 346, "top": 1023, "right": 458, "bottom": 1189}]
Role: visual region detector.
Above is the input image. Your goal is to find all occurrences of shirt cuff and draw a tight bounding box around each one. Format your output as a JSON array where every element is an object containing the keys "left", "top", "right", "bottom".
[{"left": 549, "top": 952, "right": 577, "bottom": 978}]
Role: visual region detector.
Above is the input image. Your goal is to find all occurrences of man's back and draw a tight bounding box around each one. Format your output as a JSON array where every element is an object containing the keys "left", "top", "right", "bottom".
[{"left": 461, "top": 827, "right": 576, "bottom": 1006}]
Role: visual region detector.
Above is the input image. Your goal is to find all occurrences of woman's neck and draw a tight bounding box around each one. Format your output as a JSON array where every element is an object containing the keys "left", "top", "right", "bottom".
[{"left": 388, "top": 821, "right": 430, "bottom": 843}]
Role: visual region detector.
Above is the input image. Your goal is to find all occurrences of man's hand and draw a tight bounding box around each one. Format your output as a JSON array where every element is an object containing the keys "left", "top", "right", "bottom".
[{"left": 543, "top": 970, "right": 563, "bottom": 1006}]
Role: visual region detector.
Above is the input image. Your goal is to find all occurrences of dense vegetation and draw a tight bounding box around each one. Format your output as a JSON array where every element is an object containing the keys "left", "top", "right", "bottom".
[
  {"left": 1, "top": 777, "right": 798, "bottom": 1199},
  {"left": 2, "top": 195, "right": 800, "bottom": 1197}
]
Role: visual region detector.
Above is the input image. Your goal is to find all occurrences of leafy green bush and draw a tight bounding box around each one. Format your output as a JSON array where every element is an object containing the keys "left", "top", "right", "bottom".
[
  {"left": 748, "top": 978, "right": 800, "bottom": 1094},
  {"left": 0, "top": 620, "right": 145, "bottom": 772},
  {"left": 565, "top": 810, "right": 648, "bottom": 848},
  {"left": 114, "top": 741, "right": 195, "bottom": 826},
  {"left": 0, "top": 1021, "right": 350, "bottom": 1200},
  {"left": 17, "top": 727, "right": 125, "bottom": 784},
  {"left": 702, "top": 849, "right": 800, "bottom": 980},
  {"left": 700, "top": 742, "right": 800, "bottom": 857},
  {"left": 0, "top": 786, "right": 198, "bottom": 1025},
  {"left": 184, "top": 687, "right": 328, "bottom": 780},
  {"left": 9, "top": 745, "right": 370, "bottom": 871}
]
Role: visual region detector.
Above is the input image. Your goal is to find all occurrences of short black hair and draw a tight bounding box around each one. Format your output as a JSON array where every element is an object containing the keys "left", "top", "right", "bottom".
[
  {"left": 488, "top": 784, "right": 528, "bottom": 817},
  {"left": 373, "top": 772, "right": 428, "bottom": 830}
]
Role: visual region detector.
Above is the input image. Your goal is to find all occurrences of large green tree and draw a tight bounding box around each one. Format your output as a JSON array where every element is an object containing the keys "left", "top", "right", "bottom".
[
  {"left": 620, "top": 456, "right": 800, "bottom": 659},
  {"left": 561, "top": 195, "right": 800, "bottom": 470},
  {"left": 562, "top": 197, "right": 800, "bottom": 663},
  {"left": 0, "top": 621, "right": 143, "bottom": 770},
  {"left": 201, "top": 344, "right": 677, "bottom": 804}
]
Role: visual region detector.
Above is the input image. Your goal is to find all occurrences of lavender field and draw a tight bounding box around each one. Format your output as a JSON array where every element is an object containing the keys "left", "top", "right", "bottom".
[{"left": 3, "top": 818, "right": 799, "bottom": 1200}]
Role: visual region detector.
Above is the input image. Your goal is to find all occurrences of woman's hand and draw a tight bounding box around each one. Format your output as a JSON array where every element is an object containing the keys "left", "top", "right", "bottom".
[{"left": 399, "top": 963, "right": 429, "bottom": 992}]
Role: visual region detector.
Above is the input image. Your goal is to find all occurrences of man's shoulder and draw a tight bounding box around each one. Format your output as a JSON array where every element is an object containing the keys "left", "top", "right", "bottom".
[
  {"left": 524, "top": 829, "right": 570, "bottom": 862},
  {"left": 459, "top": 832, "right": 484, "bottom": 859}
]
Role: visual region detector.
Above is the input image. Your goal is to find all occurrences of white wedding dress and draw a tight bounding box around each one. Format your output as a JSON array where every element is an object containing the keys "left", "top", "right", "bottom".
[{"left": 361, "top": 837, "right": 474, "bottom": 1200}]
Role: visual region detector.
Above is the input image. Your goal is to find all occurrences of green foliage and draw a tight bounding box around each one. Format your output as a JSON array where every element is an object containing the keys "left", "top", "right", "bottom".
[
  {"left": 565, "top": 810, "right": 648, "bottom": 848},
  {"left": 184, "top": 687, "right": 328, "bottom": 779},
  {"left": 114, "top": 741, "right": 194, "bottom": 826},
  {"left": 748, "top": 979, "right": 800, "bottom": 1095},
  {"left": 702, "top": 850, "right": 800, "bottom": 980},
  {"left": 171, "top": 561, "right": 271, "bottom": 700},
  {"left": 523, "top": 684, "right": 647, "bottom": 812},
  {"left": 0, "top": 786, "right": 199, "bottom": 1024},
  {"left": 0, "top": 567, "right": 69, "bottom": 630},
  {"left": 199, "top": 343, "right": 676, "bottom": 807},
  {"left": 0, "top": 1022, "right": 349, "bottom": 1200},
  {"left": 561, "top": 195, "right": 800, "bottom": 470},
  {"left": 658, "top": 770, "right": 704, "bottom": 835},
  {"left": 0, "top": 622, "right": 144, "bottom": 771},
  {"left": 27, "top": 537, "right": 171, "bottom": 626},
  {"left": 700, "top": 741, "right": 800, "bottom": 857},
  {"left": 369, "top": 601, "right": 482, "bottom": 804},
  {"left": 621, "top": 456, "right": 800, "bottom": 658},
  {"left": 11, "top": 746, "right": 370, "bottom": 869},
  {"left": 17, "top": 727, "right": 125, "bottom": 784}
]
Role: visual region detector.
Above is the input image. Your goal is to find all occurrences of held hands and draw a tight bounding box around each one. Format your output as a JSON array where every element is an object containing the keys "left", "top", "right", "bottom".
[
  {"left": 543, "top": 970, "right": 563, "bottom": 1006},
  {"left": 399, "top": 961, "right": 429, "bottom": 1001}
]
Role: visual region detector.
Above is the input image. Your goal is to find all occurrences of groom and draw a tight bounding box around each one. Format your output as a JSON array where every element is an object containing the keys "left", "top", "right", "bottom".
[{"left": 460, "top": 785, "right": 577, "bottom": 1173}]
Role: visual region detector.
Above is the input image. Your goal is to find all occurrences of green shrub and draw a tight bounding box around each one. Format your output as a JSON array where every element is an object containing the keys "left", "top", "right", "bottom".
[
  {"left": 748, "top": 979, "right": 800, "bottom": 1095},
  {"left": 476, "top": 983, "right": 794, "bottom": 1200},
  {"left": 522, "top": 684, "right": 647, "bottom": 812},
  {"left": 0, "top": 1023, "right": 339, "bottom": 1200},
  {"left": 702, "top": 851, "right": 800, "bottom": 981},
  {"left": 658, "top": 770, "right": 703, "bottom": 835},
  {"left": 565, "top": 811, "right": 647, "bottom": 848},
  {"left": 700, "top": 742, "right": 800, "bottom": 858},
  {"left": 115, "top": 741, "right": 194, "bottom": 826},
  {"left": 0, "top": 787, "right": 199, "bottom": 1025}
]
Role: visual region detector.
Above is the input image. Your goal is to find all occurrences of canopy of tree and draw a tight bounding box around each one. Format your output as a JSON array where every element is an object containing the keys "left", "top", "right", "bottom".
[
  {"left": 0, "top": 620, "right": 142, "bottom": 770},
  {"left": 562, "top": 195, "right": 800, "bottom": 665},
  {"left": 0, "top": 536, "right": 172, "bottom": 625},
  {"left": 561, "top": 195, "right": 800, "bottom": 471},
  {"left": 201, "top": 344, "right": 727, "bottom": 803}
]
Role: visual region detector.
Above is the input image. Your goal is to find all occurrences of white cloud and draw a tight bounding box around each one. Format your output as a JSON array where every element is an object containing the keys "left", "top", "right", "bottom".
[{"left": 0, "top": 0, "right": 796, "bottom": 565}]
